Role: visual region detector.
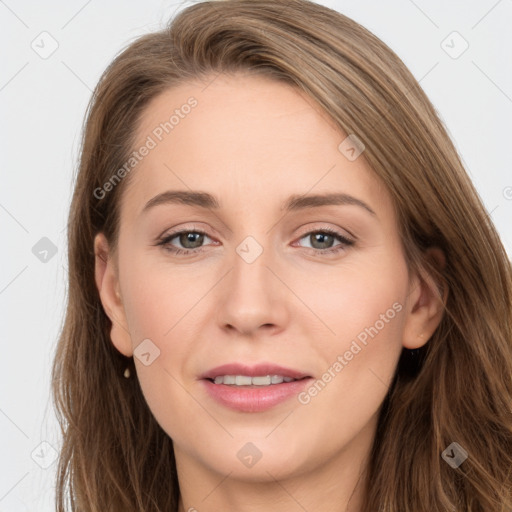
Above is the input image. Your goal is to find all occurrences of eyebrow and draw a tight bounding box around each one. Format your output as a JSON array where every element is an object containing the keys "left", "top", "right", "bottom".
[{"left": 141, "top": 190, "right": 376, "bottom": 216}]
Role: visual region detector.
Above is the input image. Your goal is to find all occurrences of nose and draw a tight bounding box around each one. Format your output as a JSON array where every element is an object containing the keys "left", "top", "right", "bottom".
[{"left": 216, "top": 243, "right": 289, "bottom": 337}]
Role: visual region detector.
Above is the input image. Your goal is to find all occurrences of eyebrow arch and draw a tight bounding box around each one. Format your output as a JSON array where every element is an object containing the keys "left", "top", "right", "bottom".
[
  {"left": 141, "top": 190, "right": 376, "bottom": 216},
  {"left": 284, "top": 192, "right": 376, "bottom": 216}
]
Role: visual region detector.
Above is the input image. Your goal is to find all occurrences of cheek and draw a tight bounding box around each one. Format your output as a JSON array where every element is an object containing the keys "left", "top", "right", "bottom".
[
  {"left": 120, "top": 251, "right": 212, "bottom": 341},
  {"left": 299, "top": 257, "right": 406, "bottom": 355},
  {"left": 294, "top": 262, "right": 407, "bottom": 435},
  {"left": 118, "top": 253, "right": 216, "bottom": 435}
]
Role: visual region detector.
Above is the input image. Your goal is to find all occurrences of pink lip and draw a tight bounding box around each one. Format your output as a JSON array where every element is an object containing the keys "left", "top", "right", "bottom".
[
  {"left": 199, "top": 362, "right": 310, "bottom": 380},
  {"left": 199, "top": 362, "right": 313, "bottom": 413}
]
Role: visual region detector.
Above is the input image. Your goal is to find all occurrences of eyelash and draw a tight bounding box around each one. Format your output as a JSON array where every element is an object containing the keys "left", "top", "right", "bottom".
[{"left": 155, "top": 227, "right": 355, "bottom": 256}]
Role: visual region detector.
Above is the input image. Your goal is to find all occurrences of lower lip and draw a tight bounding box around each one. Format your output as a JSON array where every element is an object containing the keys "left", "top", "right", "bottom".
[{"left": 201, "top": 378, "right": 313, "bottom": 412}]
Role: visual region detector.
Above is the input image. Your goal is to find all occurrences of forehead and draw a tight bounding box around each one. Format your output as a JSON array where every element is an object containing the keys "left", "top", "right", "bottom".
[{"left": 121, "top": 72, "right": 390, "bottom": 220}]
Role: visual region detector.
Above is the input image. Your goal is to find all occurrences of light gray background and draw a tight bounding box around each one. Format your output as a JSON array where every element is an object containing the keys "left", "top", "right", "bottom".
[{"left": 1, "top": 0, "right": 511, "bottom": 510}]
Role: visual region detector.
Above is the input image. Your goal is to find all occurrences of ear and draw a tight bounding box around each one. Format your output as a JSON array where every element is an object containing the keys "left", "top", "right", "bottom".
[
  {"left": 402, "top": 247, "right": 447, "bottom": 349},
  {"left": 94, "top": 232, "right": 133, "bottom": 357}
]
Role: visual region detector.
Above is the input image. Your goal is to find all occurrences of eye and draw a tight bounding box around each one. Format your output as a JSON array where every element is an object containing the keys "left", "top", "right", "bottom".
[
  {"left": 155, "top": 226, "right": 355, "bottom": 256},
  {"left": 156, "top": 229, "right": 214, "bottom": 255},
  {"left": 294, "top": 227, "right": 355, "bottom": 255}
]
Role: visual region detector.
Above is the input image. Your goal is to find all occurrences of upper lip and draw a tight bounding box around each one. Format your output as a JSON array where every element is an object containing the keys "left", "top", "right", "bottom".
[{"left": 200, "top": 363, "right": 311, "bottom": 380}]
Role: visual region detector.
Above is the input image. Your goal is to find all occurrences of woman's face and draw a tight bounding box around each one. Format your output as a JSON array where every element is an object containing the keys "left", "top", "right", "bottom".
[{"left": 95, "top": 72, "right": 436, "bottom": 489}]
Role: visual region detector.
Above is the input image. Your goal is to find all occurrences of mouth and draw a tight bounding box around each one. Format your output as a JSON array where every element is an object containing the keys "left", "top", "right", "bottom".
[
  {"left": 206, "top": 374, "right": 308, "bottom": 387},
  {"left": 200, "top": 362, "right": 311, "bottom": 383},
  {"left": 199, "top": 363, "right": 313, "bottom": 412}
]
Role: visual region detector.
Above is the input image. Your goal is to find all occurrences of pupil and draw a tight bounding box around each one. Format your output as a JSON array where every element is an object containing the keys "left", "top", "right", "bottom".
[
  {"left": 312, "top": 233, "right": 333, "bottom": 249},
  {"left": 181, "top": 232, "right": 203, "bottom": 249}
]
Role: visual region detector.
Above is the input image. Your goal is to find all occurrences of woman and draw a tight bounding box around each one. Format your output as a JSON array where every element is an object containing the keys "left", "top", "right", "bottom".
[{"left": 51, "top": 0, "right": 512, "bottom": 510}]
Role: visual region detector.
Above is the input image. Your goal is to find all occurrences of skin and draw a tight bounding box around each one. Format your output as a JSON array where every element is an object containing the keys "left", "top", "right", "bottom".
[{"left": 94, "top": 72, "right": 445, "bottom": 511}]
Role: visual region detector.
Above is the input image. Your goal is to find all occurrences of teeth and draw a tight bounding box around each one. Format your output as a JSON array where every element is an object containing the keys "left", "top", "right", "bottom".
[
  {"left": 253, "top": 375, "right": 272, "bottom": 385},
  {"left": 212, "top": 375, "right": 298, "bottom": 386},
  {"left": 235, "top": 375, "right": 252, "bottom": 385}
]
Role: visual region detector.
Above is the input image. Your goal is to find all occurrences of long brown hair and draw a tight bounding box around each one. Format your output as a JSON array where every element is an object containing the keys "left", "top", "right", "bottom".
[{"left": 51, "top": 0, "right": 512, "bottom": 510}]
